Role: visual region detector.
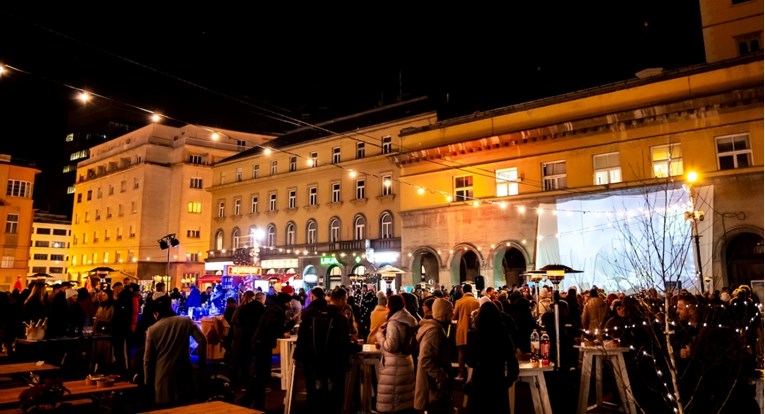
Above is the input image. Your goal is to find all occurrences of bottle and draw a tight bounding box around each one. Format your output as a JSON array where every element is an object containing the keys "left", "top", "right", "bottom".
[
  {"left": 530, "top": 329, "right": 540, "bottom": 358},
  {"left": 540, "top": 330, "right": 551, "bottom": 366}
]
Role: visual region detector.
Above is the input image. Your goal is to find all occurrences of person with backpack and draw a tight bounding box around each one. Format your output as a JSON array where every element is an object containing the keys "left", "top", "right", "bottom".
[
  {"left": 293, "top": 287, "right": 359, "bottom": 413},
  {"left": 375, "top": 294, "right": 418, "bottom": 414}
]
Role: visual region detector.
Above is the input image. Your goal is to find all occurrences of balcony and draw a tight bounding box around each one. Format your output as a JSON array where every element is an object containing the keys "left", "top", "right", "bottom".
[{"left": 207, "top": 237, "right": 401, "bottom": 260}]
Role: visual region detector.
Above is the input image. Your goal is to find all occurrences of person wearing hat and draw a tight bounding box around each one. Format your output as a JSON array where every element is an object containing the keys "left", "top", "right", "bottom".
[
  {"left": 248, "top": 291, "right": 295, "bottom": 410},
  {"left": 414, "top": 298, "right": 454, "bottom": 414},
  {"left": 367, "top": 291, "right": 388, "bottom": 345}
]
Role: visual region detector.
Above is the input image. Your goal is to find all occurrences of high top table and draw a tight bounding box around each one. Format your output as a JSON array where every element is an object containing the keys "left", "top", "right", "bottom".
[
  {"left": 0, "top": 362, "right": 59, "bottom": 377},
  {"left": 576, "top": 345, "right": 637, "bottom": 414},
  {"left": 140, "top": 400, "right": 264, "bottom": 413}
]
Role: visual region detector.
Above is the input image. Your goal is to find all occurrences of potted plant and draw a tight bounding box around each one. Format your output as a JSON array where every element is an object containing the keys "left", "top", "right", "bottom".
[{"left": 18, "top": 377, "right": 71, "bottom": 413}]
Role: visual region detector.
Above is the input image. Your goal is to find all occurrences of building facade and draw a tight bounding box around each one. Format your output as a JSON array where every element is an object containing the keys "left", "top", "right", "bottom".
[
  {"left": 68, "top": 123, "right": 275, "bottom": 288},
  {"left": 700, "top": 0, "right": 763, "bottom": 63},
  {"left": 29, "top": 211, "right": 71, "bottom": 282},
  {"left": 206, "top": 98, "right": 436, "bottom": 292},
  {"left": 0, "top": 155, "right": 40, "bottom": 290},
  {"left": 395, "top": 57, "right": 763, "bottom": 293}
]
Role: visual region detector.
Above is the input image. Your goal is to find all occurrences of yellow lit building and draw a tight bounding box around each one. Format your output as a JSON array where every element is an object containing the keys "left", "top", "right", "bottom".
[
  {"left": 0, "top": 155, "right": 40, "bottom": 290},
  {"left": 206, "top": 98, "right": 436, "bottom": 292},
  {"left": 700, "top": 0, "right": 763, "bottom": 63},
  {"left": 29, "top": 211, "right": 71, "bottom": 282},
  {"left": 396, "top": 57, "right": 763, "bottom": 292},
  {"left": 68, "top": 123, "right": 275, "bottom": 288}
]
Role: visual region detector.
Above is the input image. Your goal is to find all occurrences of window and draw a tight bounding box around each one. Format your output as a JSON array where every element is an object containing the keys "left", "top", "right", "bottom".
[
  {"left": 306, "top": 220, "right": 317, "bottom": 244},
  {"left": 6, "top": 180, "right": 32, "bottom": 198},
  {"left": 190, "top": 177, "right": 203, "bottom": 189},
  {"left": 308, "top": 186, "right": 317, "bottom": 206},
  {"left": 735, "top": 32, "right": 762, "bottom": 56},
  {"left": 189, "top": 155, "right": 203, "bottom": 164},
  {"left": 331, "top": 182, "right": 341, "bottom": 203},
  {"left": 108, "top": 185, "right": 114, "bottom": 195},
  {"left": 129, "top": 225, "right": 135, "bottom": 238},
  {"left": 188, "top": 202, "right": 202, "bottom": 213},
  {"left": 95, "top": 210, "right": 101, "bottom": 221},
  {"left": 218, "top": 201, "right": 225, "bottom": 218},
  {"left": 215, "top": 230, "right": 224, "bottom": 250},
  {"left": 269, "top": 192, "right": 277, "bottom": 211},
  {"left": 332, "top": 147, "right": 341, "bottom": 164},
  {"left": 288, "top": 189, "right": 296, "bottom": 209},
  {"left": 236, "top": 168, "right": 243, "bottom": 182},
  {"left": 50, "top": 254, "right": 64, "bottom": 261},
  {"left": 354, "top": 215, "right": 366, "bottom": 240},
  {"left": 381, "top": 174, "right": 393, "bottom": 196},
  {"left": 35, "top": 240, "right": 50, "bottom": 247},
  {"left": 310, "top": 152, "right": 318, "bottom": 168},
  {"left": 251, "top": 195, "right": 259, "bottom": 213},
  {"left": 330, "top": 218, "right": 341, "bottom": 242},
  {"left": 133, "top": 177, "right": 139, "bottom": 189},
  {"left": 270, "top": 160, "right": 278, "bottom": 175},
  {"left": 220, "top": 173, "right": 226, "bottom": 185},
  {"left": 593, "top": 153, "right": 622, "bottom": 185},
  {"left": 36, "top": 228, "right": 51, "bottom": 235},
  {"left": 252, "top": 164, "right": 260, "bottom": 179},
  {"left": 31, "top": 266, "right": 46, "bottom": 274},
  {"left": 120, "top": 180, "right": 127, "bottom": 192},
  {"left": 5, "top": 214, "right": 18, "bottom": 234},
  {"left": 234, "top": 198, "right": 241, "bottom": 216},
  {"left": 651, "top": 144, "right": 683, "bottom": 177},
  {"left": 87, "top": 190, "right": 93, "bottom": 201},
  {"left": 289, "top": 156, "right": 297, "bottom": 172},
  {"left": 382, "top": 136, "right": 392, "bottom": 154},
  {"left": 97, "top": 187, "right": 102, "bottom": 198},
  {"left": 53, "top": 229, "right": 67, "bottom": 236},
  {"left": 131, "top": 201, "right": 137, "bottom": 213},
  {"left": 104, "top": 229, "right": 110, "bottom": 241},
  {"left": 356, "top": 142, "right": 365, "bottom": 159},
  {"left": 381, "top": 212, "right": 393, "bottom": 239},
  {"left": 266, "top": 225, "right": 276, "bottom": 246},
  {"left": 119, "top": 204, "right": 124, "bottom": 216},
  {"left": 454, "top": 175, "right": 473, "bottom": 201},
  {"left": 33, "top": 253, "right": 47, "bottom": 260},
  {"left": 106, "top": 207, "right": 112, "bottom": 218},
  {"left": 496, "top": 168, "right": 519, "bottom": 196},
  {"left": 716, "top": 133, "right": 752, "bottom": 170},
  {"left": 355, "top": 179, "right": 365, "bottom": 199},
  {"left": 1, "top": 256, "right": 13, "bottom": 268},
  {"left": 77, "top": 193, "right": 82, "bottom": 203},
  {"left": 286, "top": 222, "right": 296, "bottom": 245},
  {"left": 542, "top": 161, "right": 567, "bottom": 190},
  {"left": 232, "top": 228, "right": 241, "bottom": 249},
  {"left": 187, "top": 229, "right": 201, "bottom": 238}
]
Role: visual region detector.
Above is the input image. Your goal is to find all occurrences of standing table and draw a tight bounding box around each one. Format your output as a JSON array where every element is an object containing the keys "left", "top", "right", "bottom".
[{"left": 577, "top": 345, "right": 637, "bottom": 414}]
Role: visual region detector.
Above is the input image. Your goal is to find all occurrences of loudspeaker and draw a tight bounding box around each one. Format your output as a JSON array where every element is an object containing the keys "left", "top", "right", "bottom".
[{"left": 474, "top": 275, "right": 485, "bottom": 292}]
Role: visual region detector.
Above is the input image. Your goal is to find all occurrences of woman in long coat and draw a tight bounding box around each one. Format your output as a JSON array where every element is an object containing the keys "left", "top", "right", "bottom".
[{"left": 375, "top": 294, "right": 418, "bottom": 413}]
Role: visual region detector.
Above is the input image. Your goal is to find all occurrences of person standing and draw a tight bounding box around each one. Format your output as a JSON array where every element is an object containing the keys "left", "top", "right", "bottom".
[
  {"left": 414, "top": 298, "right": 454, "bottom": 414},
  {"left": 452, "top": 283, "right": 479, "bottom": 381},
  {"left": 143, "top": 297, "right": 207, "bottom": 409},
  {"left": 230, "top": 291, "right": 266, "bottom": 389},
  {"left": 581, "top": 287, "right": 608, "bottom": 337},
  {"left": 375, "top": 294, "right": 418, "bottom": 414},
  {"left": 366, "top": 291, "right": 388, "bottom": 345}
]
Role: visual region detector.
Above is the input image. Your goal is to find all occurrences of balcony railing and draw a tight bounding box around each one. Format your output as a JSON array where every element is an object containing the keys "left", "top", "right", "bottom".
[{"left": 207, "top": 237, "right": 401, "bottom": 259}]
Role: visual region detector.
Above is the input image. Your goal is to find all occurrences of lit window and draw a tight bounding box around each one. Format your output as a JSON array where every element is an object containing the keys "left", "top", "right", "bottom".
[
  {"left": 496, "top": 168, "right": 519, "bottom": 196},
  {"left": 381, "top": 212, "right": 393, "bottom": 239},
  {"left": 267, "top": 225, "right": 276, "bottom": 246},
  {"left": 330, "top": 218, "right": 341, "bottom": 242},
  {"left": 382, "top": 174, "right": 393, "bottom": 196},
  {"left": 651, "top": 144, "right": 683, "bottom": 177},
  {"left": 354, "top": 215, "right": 366, "bottom": 240},
  {"left": 286, "top": 222, "right": 296, "bottom": 245},
  {"left": 593, "top": 153, "right": 622, "bottom": 185},
  {"left": 307, "top": 220, "right": 317, "bottom": 244}
]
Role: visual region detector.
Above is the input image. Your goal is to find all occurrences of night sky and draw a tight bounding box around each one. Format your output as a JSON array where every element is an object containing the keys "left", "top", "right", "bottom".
[{"left": 0, "top": 2, "right": 705, "bottom": 210}]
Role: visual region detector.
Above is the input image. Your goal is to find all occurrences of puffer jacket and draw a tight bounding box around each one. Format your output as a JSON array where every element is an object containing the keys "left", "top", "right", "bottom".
[
  {"left": 414, "top": 318, "right": 452, "bottom": 412},
  {"left": 375, "top": 309, "right": 418, "bottom": 413}
]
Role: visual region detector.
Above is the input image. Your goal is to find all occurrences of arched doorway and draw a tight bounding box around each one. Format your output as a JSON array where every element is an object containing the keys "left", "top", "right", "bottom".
[
  {"left": 411, "top": 248, "right": 441, "bottom": 287},
  {"left": 724, "top": 232, "right": 764, "bottom": 288},
  {"left": 450, "top": 246, "right": 482, "bottom": 286},
  {"left": 501, "top": 247, "right": 528, "bottom": 287}
]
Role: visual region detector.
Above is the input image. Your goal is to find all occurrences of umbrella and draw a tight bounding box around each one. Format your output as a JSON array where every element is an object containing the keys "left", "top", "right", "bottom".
[
  {"left": 375, "top": 265, "right": 406, "bottom": 275},
  {"left": 28, "top": 272, "right": 54, "bottom": 279},
  {"left": 89, "top": 267, "right": 116, "bottom": 273}
]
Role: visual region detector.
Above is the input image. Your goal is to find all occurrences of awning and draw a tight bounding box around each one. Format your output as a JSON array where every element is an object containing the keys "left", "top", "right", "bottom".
[{"left": 199, "top": 274, "right": 222, "bottom": 283}]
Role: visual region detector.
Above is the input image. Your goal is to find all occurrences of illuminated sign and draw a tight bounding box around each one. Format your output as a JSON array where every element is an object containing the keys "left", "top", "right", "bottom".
[
  {"left": 261, "top": 259, "right": 299, "bottom": 269},
  {"left": 320, "top": 256, "right": 341, "bottom": 266},
  {"left": 225, "top": 265, "right": 262, "bottom": 276},
  {"left": 372, "top": 251, "right": 399, "bottom": 264}
]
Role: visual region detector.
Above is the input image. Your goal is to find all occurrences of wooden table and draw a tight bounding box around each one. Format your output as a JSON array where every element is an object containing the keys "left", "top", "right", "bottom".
[
  {"left": 576, "top": 345, "right": 637, "bottom": 414},
  {"left": 140, "top": 400, "right": 264, "bottom": 413},
  {"left": 462, "top": 360, "right": 554, "bottom": 414},
  {"left": 342, "top": 346, "right": 381, "bottom": 414},
  {"left": 0, "top": 379, "right": 139, "bottom": 407},
  {"left": 0, "top": 362, "right": 59, "bottom": 376}
]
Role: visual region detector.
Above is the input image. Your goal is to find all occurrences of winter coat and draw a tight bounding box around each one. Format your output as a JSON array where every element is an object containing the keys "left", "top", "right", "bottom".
[
  {"left": 375, "top": 309, "right": 418, "bottom": 413},
  {"left": 366, "top": 305, "right": 387, "bottom": 345},
  {"left": 144, "top": 315, "right": 207, "bottom": 406},
  {"left": 453, "top": 293, "right": 479, "bottom": 346},
  {"left": 581, "top": 296, "right": 609, "bottom": 334},
  {"left": 414, "top": 318, "right": 452, "bottom": 412},
  {"left": 231, "top": 300, "right": 265, "bottom": 366}
]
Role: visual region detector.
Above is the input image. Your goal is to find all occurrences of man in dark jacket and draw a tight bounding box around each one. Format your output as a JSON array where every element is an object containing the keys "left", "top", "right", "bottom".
[
  {"left": 248, "top": 292, "right": 295, "bottom": 410},
  {"left": 294, "top": 287, "right": 359, "bottom": 413}
]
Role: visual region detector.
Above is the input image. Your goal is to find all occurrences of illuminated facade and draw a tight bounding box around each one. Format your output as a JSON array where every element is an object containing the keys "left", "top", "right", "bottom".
[
  {"left": 68, "top": 123, "right": 275, "bottom": 287},
  {"left": 29, "top": 211, "right": 71, "bottom": 281},
  {"left": 700, "top": 0, "right": 763, "bottom": 63},
  {"left": 395, "top": 57, "right": 763, "bottom": 292},
  {"left": 206, "top": 98, "right": 436, "bottom": 291}
]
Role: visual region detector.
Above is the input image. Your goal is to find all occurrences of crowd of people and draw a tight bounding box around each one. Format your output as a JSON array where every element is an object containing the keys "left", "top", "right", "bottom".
[{"left": 0, "top": 278, "right": 761, "bottom": 413}]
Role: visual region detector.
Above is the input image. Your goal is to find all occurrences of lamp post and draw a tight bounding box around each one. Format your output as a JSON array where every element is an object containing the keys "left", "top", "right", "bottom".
[
  {"left": 158, "top": 233, "right": 180, "bottom": 287},
  {"left": 685, "top": 172, "right": 705, "bottom": 294}
]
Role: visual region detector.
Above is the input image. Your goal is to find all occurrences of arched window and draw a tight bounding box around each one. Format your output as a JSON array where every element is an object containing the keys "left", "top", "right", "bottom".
[
  {"left": 380, "top": 212, "right": 393, "bottom": 239},
  {"left": 266, "top": 224, "right": 277, "bottom": 247},
  {"left": 354, "top": 215, "right": 366, "bottom": 240},
  {"left": 286, "top": 222, "right": 296, "bottom": 245},
  {"left": 215, "top": 229, "right": 224, "bottom": 250},
  {"left": 330, "top": 218, "right": 341, "bottom": 243},
  {"left": 232, "top": 228, "right": 241, "bottom": 249},
  {"left": 306, "top": 220, "right": 317, "bottom": 244}
]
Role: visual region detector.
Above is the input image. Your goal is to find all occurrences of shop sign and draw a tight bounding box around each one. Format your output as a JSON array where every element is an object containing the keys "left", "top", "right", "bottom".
[
  {"left": 261, "top": 259, "right": 298, "bottom": 269},
  {"left": 225, "top": 265, "right": 262, "bottom": 276},
  {"left": 320, "top": 256, "right": 341, "bottom": 266}
]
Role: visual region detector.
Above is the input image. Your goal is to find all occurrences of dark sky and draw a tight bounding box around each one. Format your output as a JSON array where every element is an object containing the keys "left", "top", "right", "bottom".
[{"left": 0, "top": 2, "right": 705, "bottom": 192}]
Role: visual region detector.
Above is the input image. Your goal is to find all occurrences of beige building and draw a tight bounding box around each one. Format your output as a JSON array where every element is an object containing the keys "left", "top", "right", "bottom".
[
  {"left": 29, "top": 211, "right": 70, "bottom": 282},
  {"left": 0, "top": 155, "right": 40, "bottom": 291},
  {"left": 206, "top": 98, "right": 436, "bottom": 292},
  {"left": 68, "top": 123, "right": 275, "bottom": 288},
  {"left": 700, "top": 0, "right": 763, "bottom": 63}
]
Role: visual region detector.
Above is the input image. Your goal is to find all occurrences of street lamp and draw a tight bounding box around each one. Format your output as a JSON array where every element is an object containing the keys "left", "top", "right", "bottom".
[
  {"left": 685, "top": 172, "right": 705, "bottom": 294},
  {"left": 158, "top": 233, "right": 180, "bottom": 287}
]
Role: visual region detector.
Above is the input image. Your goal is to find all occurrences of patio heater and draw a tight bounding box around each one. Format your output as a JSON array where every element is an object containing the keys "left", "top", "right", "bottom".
[{"left": 158, "top": 233, "right": 180, "bottom": 287}]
